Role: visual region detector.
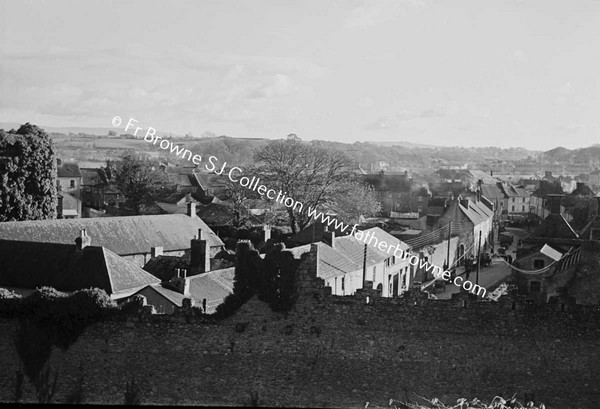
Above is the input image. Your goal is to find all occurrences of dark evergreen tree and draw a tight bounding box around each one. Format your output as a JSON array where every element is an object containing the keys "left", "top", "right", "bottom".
[{"left": 0, "top": 123, "right": 58, "bottom": 221}]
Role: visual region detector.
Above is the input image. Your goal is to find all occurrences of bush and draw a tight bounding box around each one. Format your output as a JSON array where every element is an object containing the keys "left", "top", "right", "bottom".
[{"left": 0, "top": 288, "right": 21, "bottom": 299}]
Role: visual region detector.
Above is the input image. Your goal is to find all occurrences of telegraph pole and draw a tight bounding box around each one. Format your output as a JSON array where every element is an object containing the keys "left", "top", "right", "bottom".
[
  {"left": 362, "top": 243, "right": 368, "bottom": 289},
  {"left": 446, "top": 221, "right": 452, "bottom": 270},
  {"left": 476, "top": 230, "right": 482, "bottom": 285}
]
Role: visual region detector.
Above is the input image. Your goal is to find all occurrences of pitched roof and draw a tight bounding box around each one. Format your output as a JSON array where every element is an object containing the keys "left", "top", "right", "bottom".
[
  {"left": 58, "top": 191, "right": 80, "bottom": 211},
  {"left": 286, "top": 222, "right": 352, "bottom": 247},
  {"left": 57, "top": 163, "right": 81, "bottom": 178},
  {"left": 0, "top": 214, "right": 224, "bottom": 255},
  {"left": 80, "top": 168, "right": 107, "bottom": 186},
  {"left": 529, "top": 214, "right": 579, "bottom": 241},
  {"left": 197, "top": 203, "right": 235, "bottom": 226},
  {"left": 0, "top": 239, "right": 159, "bottom": 296},
  {"left": 480, "top": 183, "right": 504, "bottom": 201},
  {"left": 286, "top": 227, "right": 410, "bottom": 280},
  {"left": 459, "top": 200, "right": 493, "bottom": 226},
  {"left": 137, "top": 267, "right": 234, "bottom": 313}
]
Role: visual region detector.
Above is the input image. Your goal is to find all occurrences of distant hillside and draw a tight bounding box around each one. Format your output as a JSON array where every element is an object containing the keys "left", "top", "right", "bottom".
[
  {"left": 369, "top": 140, "right": 439, "bottom": 149},
  {"left": 543, "top": 145, "right": 600, "bottom": 164},
  {"left": 0, "top": 122, "right": 181, "bottom": 138}
]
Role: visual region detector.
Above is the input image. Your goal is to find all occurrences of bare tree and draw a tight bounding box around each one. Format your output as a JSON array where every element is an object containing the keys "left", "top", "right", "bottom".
[{"left": 254, "top": 140, "right": 355, "bottom": 233}]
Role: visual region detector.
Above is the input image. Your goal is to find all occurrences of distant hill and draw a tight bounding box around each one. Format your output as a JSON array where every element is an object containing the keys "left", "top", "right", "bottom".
[
  {"left": 543, "top": 145, "right": 600, "bottom": 164},
  {"left": 0, "top": 122, "right": 181, "bottom": 138},
  {"left": 369, "top": 140, "right": 439, "bottom": 149}
]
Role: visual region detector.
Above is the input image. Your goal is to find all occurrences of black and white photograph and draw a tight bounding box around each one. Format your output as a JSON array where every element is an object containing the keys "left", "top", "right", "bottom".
[{"left": 1, "top": 1, "right": 599, "bottom": 407}]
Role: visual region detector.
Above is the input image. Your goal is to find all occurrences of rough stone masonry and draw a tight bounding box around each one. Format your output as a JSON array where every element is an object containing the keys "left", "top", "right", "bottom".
[{"left": 1, "top": 245, "right": 599, "bottom": 407}]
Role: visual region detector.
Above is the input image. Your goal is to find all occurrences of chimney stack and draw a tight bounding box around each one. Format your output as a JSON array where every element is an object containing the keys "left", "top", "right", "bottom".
[
  {"left": 330, "top": 231, "right": 336, "bottom": 248},
  {"left": 547, "top": 194, "right": 563, "bottom": 215},
  {"left": 151, "top": 246, "right": 163, "bottom": 258},
  {"left": 167, "top": 274, "right": 190, "bottom": 295},
  {"left": 263, "top": 224, "right": 271, "bottom": 242},
  {"left": 190, "top": 229, "right": 210, "bottom": 275},
  {"left": 75, "top": 229, "right": 91, "bottom": 252},
  {"left": 187, "top": 202, "right": 197, "bottom": 218}
]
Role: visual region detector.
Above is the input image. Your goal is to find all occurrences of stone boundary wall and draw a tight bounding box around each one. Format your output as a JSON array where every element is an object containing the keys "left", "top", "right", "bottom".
[{"left": 0, "top": 245, "right": 599, "bottom": 407}]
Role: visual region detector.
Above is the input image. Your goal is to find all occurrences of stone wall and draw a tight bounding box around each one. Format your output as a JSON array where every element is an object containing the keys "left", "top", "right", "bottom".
[{"left": 1, "top": 246, "right": 599, "bottom": 408}]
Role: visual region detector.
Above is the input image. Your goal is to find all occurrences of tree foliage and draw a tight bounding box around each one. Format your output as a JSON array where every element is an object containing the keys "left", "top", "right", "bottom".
[
  {"left": 254, "top": 140, "right": 355, "bottom": 233},
  {"left": 330, "top": 181, "right": 382, "bottom": 224},
  {"left": 0, "top": 123, "right": 58, "bottom": 221},
  {"left": 114, "top": 154, "right": 174, "bottom": 215}
]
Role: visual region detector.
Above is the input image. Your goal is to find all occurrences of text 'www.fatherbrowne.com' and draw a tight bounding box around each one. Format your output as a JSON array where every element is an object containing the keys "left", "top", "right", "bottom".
[{"left": 111, "top": 115, "right": 487, "bottom": 298}]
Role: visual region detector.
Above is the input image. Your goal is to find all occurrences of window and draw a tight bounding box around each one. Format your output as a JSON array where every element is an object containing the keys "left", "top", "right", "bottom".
[
  {"left": 392, "top": 255, "right": 396, "bottom": 265},
  {"left": 533, "top": 259, "right": 545, "bottom": 269},
  {"left": 512, "top": 205, "right": 515, "bottom": 211},
  {"left": 529, "top": 281, "right": 541, "bottom": 292},
  {"left": 70, "top": 180, "right": 75, "bottom": 188},
  {"left": 341, "top": 277, "right": 345, "bottom": 293},
  {"left": 334, "top": 277, "right": 337, "bottom": 293},
  {"left": 512, "top": 197, "right": 515, "bottom": 202},
  {"left": 372, "top": 266, "right": 376, "bottom": 281},
  {"left": 522, "top": 205, "right": 525, "bottom": 211}
]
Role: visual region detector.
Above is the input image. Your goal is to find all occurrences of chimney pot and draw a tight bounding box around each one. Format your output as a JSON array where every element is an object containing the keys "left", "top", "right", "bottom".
[
  {"left": 263, "top": 224, "right": 271, "bottom": 242},
  {"left": 75, "top": 229, "right": 91, "bottom": 251}
]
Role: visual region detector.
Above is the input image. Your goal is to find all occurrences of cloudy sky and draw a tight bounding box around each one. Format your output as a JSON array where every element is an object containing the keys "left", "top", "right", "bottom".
[{"left": 1, "top": 0, "right": 599, "bottom": 149}]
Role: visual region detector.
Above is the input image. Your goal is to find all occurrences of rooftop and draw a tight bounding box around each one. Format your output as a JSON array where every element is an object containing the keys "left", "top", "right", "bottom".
[
  {"left": 0, "top": 214, "right": 224, "bottom": 256},
  {"left": 0, "top": 239, "right": 159, "bottom": 297}
]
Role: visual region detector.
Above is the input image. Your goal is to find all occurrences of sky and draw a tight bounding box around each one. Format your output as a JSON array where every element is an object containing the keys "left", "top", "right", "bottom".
[{"left": 1, "top": 0, "right": 599, "bottom": 150}]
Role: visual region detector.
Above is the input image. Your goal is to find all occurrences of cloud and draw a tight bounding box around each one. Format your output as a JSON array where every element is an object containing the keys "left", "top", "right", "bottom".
[
  {"left": 345, "top": 0, "right": 427, "bottom": 29},
  {"left": 0, "top": 45, "right": 324, "bottom": 130},
  {"left": 365, "top": 109, "right": 444, "bottom": 130}
]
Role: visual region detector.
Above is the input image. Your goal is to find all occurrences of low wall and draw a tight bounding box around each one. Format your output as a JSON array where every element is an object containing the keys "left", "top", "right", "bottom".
[{"left": 1, "top": 247, "right": 599, "bottom": 408}]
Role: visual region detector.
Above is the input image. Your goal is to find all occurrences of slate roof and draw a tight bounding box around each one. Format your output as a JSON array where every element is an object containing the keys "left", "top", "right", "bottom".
[
  {"left": 571, "top": 184, "right": 595, "bottom": 197},
  {"left": 459, "top": 200, "right": 493, "bottom": 226},
  {"left": 0, "top": 214, "right": 224, "bottom": 255},
  {"left": 136, "top": 267, "right": 234, "bottom": 313},
  {"left": 197, "top": 203, "right": 235, "bottom": 226},
  {"left": 480, "top": 183, "right": 504, "bottom": 201},
  {"left": 57, "top": 163, "right": 82, "bottom": 178},
  {"left": 286, "top": 227, "right": 410, "bottom": 280},
  {"left": 80, "top": 168, "right": 107, "bottom": 186},
  {"left": 59, "top": 191, "right": 80, "bottom": 212},
  {"left": 502, "top": 184, "right": 530, "bottom": 198},
  {"left": 287, "top": 222, "right": 352, "bottom": 247},
  {"left": 528, "top": 214, "right": 579, "bottom": 241},
  {"left": 0, "top": 239, "right": 159, "bottom": 296},
  {"left": 143, "top": 254, "right": 191, "bottom": 281}
]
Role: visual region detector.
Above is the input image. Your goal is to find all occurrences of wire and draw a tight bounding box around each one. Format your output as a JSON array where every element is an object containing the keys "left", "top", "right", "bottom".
[{"left": 495, "top": 247, "right": 576, "bottom": 274}]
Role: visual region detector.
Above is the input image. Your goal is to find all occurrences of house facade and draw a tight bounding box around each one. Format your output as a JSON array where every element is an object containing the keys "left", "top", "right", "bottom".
[{"left": 288, "top": 227, "right": 413, "bottom": 298}]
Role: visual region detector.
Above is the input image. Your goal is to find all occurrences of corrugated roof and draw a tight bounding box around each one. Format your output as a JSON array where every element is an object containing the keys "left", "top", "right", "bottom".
[
  {"left": 0, "top": 239, "right": 159, "bottom": 295},
  {"left": 0, "top": 214, "right": 223, "bottom": 255}
]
